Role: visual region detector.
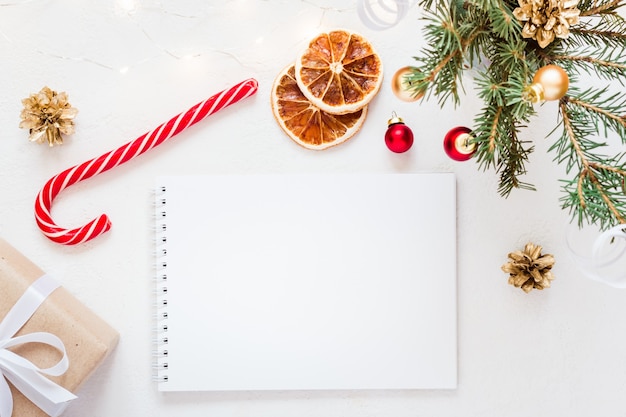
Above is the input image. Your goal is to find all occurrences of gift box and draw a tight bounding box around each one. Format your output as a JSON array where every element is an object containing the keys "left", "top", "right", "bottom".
[{"left": 0, "top": 238, "right": 119, "bottom": 417}]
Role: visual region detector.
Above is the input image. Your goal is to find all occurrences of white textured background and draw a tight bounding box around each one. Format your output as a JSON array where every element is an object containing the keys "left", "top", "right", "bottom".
[{"left": 1, "top": 1, "right": 625, "bottom": 416}]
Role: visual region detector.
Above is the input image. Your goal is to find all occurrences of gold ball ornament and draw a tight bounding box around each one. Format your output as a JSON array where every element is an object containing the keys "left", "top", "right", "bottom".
[
  {"left": 524, "top": 64, "right": 570, "bottom": 103},
  {"left": 391, "top": 66, "right": 423, "bottom": 102}
]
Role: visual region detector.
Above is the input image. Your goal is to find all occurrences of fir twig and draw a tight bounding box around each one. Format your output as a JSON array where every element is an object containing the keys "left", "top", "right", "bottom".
[
  {"left": 580, "top": 0, "right": 624, "bottom": 15},
  {"left": 407, "top": 5, "right": 488, "bottom": 105},
  {"left": 551, "top": 54, "right": 626, "bottom": 70},
  {"left": 567, "top": 92, "right": 626, "bottom": 138},
  {"left": 556, "top": 97, "right": 626, "bottom": 228},
  {"left": 411, "top": 0, "right": 626, "bottom": 228}
]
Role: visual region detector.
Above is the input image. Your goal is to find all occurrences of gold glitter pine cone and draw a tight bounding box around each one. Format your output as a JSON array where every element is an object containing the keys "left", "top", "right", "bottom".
[
  {"left": 502, "top": 242, "right": 555, "bottom": 293},
  {"left": 19, "top": 86, "right": 78, "bottom": 147},
  {"left": 513, "top": 0, "right": 581, "bottom": 48}
]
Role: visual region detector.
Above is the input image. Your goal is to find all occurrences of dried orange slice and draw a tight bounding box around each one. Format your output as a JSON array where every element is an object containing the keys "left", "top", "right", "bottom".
[
  {"left": 294, "top": 29, "right": 383, "bottom": 115},
  {"left": 271, "top": 64, "right": 367, "bottom": 150}
]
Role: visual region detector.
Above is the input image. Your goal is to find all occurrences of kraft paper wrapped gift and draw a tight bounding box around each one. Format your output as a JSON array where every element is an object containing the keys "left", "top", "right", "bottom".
[{"left": 0, "top": 238, "right": 119, "bottom": 417}]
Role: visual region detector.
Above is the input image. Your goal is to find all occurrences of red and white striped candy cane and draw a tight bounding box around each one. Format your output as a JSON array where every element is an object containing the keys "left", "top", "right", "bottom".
[{"left": 35, "top": 78, "right": 258, "bottom": 245}]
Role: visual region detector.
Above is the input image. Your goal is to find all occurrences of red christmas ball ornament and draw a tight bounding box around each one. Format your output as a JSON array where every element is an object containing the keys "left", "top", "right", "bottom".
[
  {"left": 443, "top": 126, "right": 476, "bottom": 161},
  {"left": 385, "top": 112, "right": 413, "bottom": 153}
]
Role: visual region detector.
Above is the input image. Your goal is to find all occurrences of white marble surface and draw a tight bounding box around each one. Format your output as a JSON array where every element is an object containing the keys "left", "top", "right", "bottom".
[{"left": 1, "top": 1, "right": 625, "bottom": 416}]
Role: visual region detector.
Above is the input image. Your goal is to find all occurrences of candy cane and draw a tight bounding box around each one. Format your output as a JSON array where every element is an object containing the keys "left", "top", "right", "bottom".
[{"left": 35, "top": 78, "right": 258, "bottom": 245}]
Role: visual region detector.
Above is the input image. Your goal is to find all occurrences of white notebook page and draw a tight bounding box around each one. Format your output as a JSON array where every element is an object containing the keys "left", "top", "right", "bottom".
[{"left": 155, "top": 173, "right": 457, "bottom": 391}]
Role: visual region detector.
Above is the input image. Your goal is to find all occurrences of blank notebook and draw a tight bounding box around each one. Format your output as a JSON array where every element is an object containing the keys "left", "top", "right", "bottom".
[{"left": 154, "top": 173, "right": 457, "bottom": 391}]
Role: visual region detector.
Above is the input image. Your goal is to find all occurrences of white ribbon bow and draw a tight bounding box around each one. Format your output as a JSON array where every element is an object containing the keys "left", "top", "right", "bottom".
[
  {"left": 357, "top": 0, "right": 418, "bottom": 30},
  {"left": 567, "top": 224, "right": 626, "bottom": 288},
  {"left": 0, "top": 274, "right": 77, "bottom": 417}
]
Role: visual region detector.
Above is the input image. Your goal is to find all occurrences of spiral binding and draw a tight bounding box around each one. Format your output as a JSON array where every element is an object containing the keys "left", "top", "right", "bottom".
[{"left": 154, "top": 185, "right": 169, "bottom": 384}]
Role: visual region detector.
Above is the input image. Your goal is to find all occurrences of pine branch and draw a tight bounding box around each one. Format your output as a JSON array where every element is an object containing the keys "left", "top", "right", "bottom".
[
  {"left": 552, "top": 54, "right": 626, "bottom": 70},
  {"left": 487, "top": 0, "right": 521, "bottom": 42},
  {"left": 497, "top": 132, "right": 536, "bottom": 196},
  {"left": 565, "top": 6, "right": 626, "bottom": 49},
  {"left": 579, "top": 0, "right": 625, "bottom": 16},
  {"left": 556, "top": 99, "right": 626, "bottom": 228},
  {"left": 407, "top": 4, "right": 489, "bottom": 105},
  {"left": 568, "top": 31, "right": 626, "bottom": 51},
  {"left": 565, "top": 88, "right": 626, "bottom": 138},
  {"left": 472, "top": 105, "right": 536, "bottom": 196},
  {"left": 550, "top": 52, "right": 626, "bottom": 81},
  {"left": 548, "top": 87, "right": 625, "bottom": 171},
  {"left": 410, "top": 0, "right": 626, "bottom": 228},
  {"left": 572, "top": 27, "right": 626, "bottom": 39},
  {"left": 408, "top": 9, "right": 463, "bottom": 105},
  {"left": 561, "top": 163, "right": 626, "bottom": 228},
  {"left": 474, "top": 104, "right": 504, "bottom": 167}
]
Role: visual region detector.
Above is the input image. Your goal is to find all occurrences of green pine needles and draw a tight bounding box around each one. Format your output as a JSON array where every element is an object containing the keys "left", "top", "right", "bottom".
[{"left": 407, "top": 0, "right": 626, "bottom": 230}]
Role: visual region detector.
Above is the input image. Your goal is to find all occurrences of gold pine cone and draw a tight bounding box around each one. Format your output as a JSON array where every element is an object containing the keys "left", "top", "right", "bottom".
[
  {"left": 513, "top": 0, "right": 581, "bottom": 48},
  {"left": 19, "top": 86, "right": 78, "bottom": 146},
  {"left": 502, "top": 242, "right": 555, "bottom": 293}
]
